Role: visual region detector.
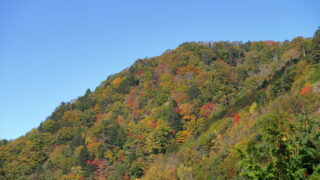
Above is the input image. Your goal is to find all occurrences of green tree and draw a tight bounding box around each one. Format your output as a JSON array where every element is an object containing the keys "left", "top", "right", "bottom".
[
  {"left": 70, "top": 134, "right": 84, "bottom": 148},
  {"left": 239, "top": 113, "right": 320, "bottom": 179},
  {"left": 310, "top": 27, "right": 320, "bottom": 64},
  {"left": 56, "top": 127, "right": 75, "bottom": 145},
  {"left": 101, "top": 118, "right": 126, "bottom": 147},
  {"left": 156, "top": 100, "right": 182, "bottom": 131},
  {"left": 73, "top": 146, "right": 90, "bottom": 167},
  {"left": 79, "top": 109, "right": 96, "bottom": 127},
  {"left": 39, "top": 119, "right": 59, "bottom": 133},
  {"left": 76, "top": 89, "right": 94, "bottom": 112},
  {"left": 145, "top": 124, "right": 171, "bottom": 154},
  {"left": 187, "top": 84, "right": 200, "bottom": 100}
]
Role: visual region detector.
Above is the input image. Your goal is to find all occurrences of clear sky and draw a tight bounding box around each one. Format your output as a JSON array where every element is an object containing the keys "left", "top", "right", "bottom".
[{"left": 0, "top": 0, "right": 319, "bottom": 140}]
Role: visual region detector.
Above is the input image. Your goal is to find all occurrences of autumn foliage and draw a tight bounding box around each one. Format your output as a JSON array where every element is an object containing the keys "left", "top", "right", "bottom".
[
  {"left": 2, "top": 31, "right": 320, "bottom": 180},
  {"left": 300, "top": 84, "right": 313, "bottom": 95},
  {"left": 233, "top": 113, "right": 240, "bottom": 123},
  {"left": 176, "top": 64, "right": 200, "bottom": 75},
  {"left": 200, "top": 103, "right": 216, "bottom": 117}
]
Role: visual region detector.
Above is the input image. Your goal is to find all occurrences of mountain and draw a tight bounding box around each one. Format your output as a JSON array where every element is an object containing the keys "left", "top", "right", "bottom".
[{"left": 1, "top": 28, "right": 320, "bottom": 180}]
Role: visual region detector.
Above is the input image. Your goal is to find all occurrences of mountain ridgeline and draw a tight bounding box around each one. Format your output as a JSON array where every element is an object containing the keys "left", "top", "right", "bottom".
[{"left": 1, "top": 28, "right": 320, "bottom": 179}]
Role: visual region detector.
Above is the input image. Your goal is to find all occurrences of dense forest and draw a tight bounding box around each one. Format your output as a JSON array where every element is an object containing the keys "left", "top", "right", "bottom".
[{"left": 1, "top": 28, "right": 320, "bottom": 179}]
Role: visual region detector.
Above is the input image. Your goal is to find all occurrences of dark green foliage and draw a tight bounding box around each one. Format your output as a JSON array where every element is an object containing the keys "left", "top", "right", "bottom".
[
  {"left": 187, "top": 84, "right": 200, "bottom": 100},
  {"left": 49, "top": 102, "right": 68, "bottom": 121},
  {"left": 145, "top": 125, "right": 171, "bottom": 154},
  {"left": 155, "top": 88, "right": 170, "bottom": 105},
  {"left": 39, "top": 119, "right": 59, "bottom": 133},
  {"left": 122, "top": 73, "right": 140, "bottom": 88},
  {"left": 76, "top": 89, "right": 94, "bottom": 111},
  {"left": 73, "top": 146, "right": 90, "bottom": 167},
  {"left": 310, "top": 27, "right": 320, "bottom": 64},
  {"left": 56, "top": 127, "right": 75, "bottom": 145},
  {"left": 79, "top": 109, "right": 96, "bottom": 127},
  {"left": 156, "top": 99, "right": 182, "bottom": 131},
  {"left": 198, "top": 131, "right": 216, "bottom": 156},
  {"left": 70, "top": 134, "right": 84, "bottom": 148},
  {"left": 107, "top": 162, "right": 128, "bottom": 180},
  {"left": 239, "top": 113, "right": 320, "bottom": 179},
  {"left": 267, "top": 65, "right": 297, "bottom": 99},
  {"left": 310, "top": 64, "right": 320, "bottom": 83},
  {"left": 102, "top": 118, "right": 126, "bottom": 147},
  {"left": 128, "top": 162, "right": 144, "bottom": 178}
]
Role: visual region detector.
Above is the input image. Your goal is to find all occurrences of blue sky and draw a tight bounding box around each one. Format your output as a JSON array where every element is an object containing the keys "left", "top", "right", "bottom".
[{"left": 0, "top": 0, "right": 319, "bottom": 140}]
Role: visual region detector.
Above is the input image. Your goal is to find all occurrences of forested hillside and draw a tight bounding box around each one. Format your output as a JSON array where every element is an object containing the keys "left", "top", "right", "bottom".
[{"left": 1, "top": 28, "right": 320, "bottom": 179}]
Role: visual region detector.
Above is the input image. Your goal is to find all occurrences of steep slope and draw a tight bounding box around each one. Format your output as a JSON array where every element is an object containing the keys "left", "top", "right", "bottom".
[{"left": 1, "top": 28, "right": 320, "bottom": 180}]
